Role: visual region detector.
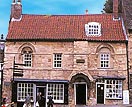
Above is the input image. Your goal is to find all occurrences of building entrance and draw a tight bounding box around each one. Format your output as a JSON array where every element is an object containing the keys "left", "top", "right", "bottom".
[
  {"left": 75, "top": 83, "right": 86, "bottom": 105},
  {"left": 36, "top": 86, "right": 46, "bottom": 107},
  {"left": 97, "top": 83, "right": 104, "bottom": 104}
]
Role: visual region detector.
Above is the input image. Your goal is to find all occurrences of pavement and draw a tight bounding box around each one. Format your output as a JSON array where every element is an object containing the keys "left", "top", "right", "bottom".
[
  {"left": 75, "top": 104, "right": 132, "bottom": 107},
  {"left": 89, "top": 105, "right": 132, "bottom": 107}
]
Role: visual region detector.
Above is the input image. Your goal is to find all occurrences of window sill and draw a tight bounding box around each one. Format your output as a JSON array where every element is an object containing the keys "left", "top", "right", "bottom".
[
  {"left": 53, "top": 67, "right": 62, "bottom": 69},
  {"left": 23, "top": 67, "right": 32, "bottom": 69},
  {"left": 105, "top": 98, "right": 122, "bottom": 100},
  {"left": 97, "top": 67, "right": 113, "bottom": 69}
]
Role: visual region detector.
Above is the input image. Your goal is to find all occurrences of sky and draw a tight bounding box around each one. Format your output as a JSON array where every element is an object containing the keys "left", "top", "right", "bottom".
[{"left": 0, "top": 0, "right": 106, "bottom": 38}]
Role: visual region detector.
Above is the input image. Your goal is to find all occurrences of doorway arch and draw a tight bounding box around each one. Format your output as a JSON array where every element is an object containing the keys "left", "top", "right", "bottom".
[{"left": 70, "top": 73, "right": 91, "bottom": 105}]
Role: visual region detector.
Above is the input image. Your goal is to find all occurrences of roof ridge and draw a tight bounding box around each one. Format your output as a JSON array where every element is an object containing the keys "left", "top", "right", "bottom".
[{"left": 22, "top": 13, "right": 112, "bottom": 17}]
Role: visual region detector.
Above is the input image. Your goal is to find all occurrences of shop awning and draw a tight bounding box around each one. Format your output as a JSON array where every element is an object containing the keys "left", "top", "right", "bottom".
[
  {"left": 93, "top": 76, "right": 126, "bottom": 80},
  {"left": 13, "top": 78, "right": 69, "bottom": 83}
]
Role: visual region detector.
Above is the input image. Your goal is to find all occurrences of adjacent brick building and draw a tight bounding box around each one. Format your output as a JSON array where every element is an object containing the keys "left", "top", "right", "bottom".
[
  {"left": 3, "top": 0, "right": 129, "bottom": 106},
  {"left": 122, "top": 0, "right": 132, "bottom": 103}
]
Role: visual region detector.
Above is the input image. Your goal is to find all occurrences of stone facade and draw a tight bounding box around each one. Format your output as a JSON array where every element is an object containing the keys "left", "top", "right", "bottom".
[
  {"left": 3, "top": 40, "right": 128, "bottom": 106},
  {"left": 128, "top": 33, "right": 132, "bottom": 103},
  {"left": 3, "top": 0, "right": 129, "bottom": 106}
]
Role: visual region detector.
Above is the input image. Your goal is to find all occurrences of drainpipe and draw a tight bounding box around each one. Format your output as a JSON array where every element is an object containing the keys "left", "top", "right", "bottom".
[{"left": 126, "top": 41, "right": 129, "bottom": 90}]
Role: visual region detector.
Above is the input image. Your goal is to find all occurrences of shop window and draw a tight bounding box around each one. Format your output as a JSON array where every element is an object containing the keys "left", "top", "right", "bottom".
[
  {"left": 105, "top": 80, "right": 122, "bottom": 99},
  {"left": 53, "top": 53, "right": 62, "bottom": 68},
  {"left": 17, "top": 83, "right": 34, "bottom": 101},
  {"left": 47, "top": 84, "right": 64, "bottom": 103}
]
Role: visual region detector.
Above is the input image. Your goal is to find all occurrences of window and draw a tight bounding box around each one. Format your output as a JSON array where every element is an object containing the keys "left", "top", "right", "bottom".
[
  {"left": 105, "top": 80, "right": 122, "bottom": 99},
  {"left": 53, "top": 53, "right": 62, "bottom": 68},
  {"left": 23, "top": 53, "right": 32, "bottom": 67},
  {"left": 22, "top": 47, "right": 32, "bottom": 67},
  {"left": 47, "top": 84, "right": 64, "bottom": 103},
  {"left": 0, "top": 62, "right": 3, "bottom": 70},
  {"left": 85, "top": 22, "right": 101, "bottom": 36},
  {"left": 100, "top": 53, "right": 110, "bottom": 68},
  {"left": 97, "top": 45, "right": 114, "bottom": 69},
  {"left": 17, "top": 83, "right": 34, "bottom": 101}
]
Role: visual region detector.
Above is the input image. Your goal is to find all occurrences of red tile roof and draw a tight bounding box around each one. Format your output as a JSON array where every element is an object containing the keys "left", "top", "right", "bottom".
[{"left": 7, "top": 14, "right": 127, "bottom": 42}]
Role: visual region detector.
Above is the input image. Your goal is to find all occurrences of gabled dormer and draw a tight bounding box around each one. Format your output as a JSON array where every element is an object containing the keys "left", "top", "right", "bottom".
[{"left": 85, "top": 22, "right": 101, "bottom": 36}]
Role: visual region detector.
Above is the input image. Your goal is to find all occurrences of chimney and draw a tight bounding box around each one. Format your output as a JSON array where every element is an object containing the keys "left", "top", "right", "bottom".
[
  {"left": 1, "top": 34, "right": 4, "bottom": 40},
  {"left": 11, "top": 0, "right": 22, "bottom": 19},
  {"left": 18, "top": 0, "right": 21, "bottom": 2},
  {"left": 85, "top": 9, "right": 88, "bottom": 15},
  {"left": 113, "top": 0, "right": 119, "bottom": 19}
]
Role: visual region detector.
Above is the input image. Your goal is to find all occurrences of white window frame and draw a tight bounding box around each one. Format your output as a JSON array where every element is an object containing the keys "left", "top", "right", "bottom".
[
  {"left": 53, "top": 53, "right": 62, "bottom": 68},
  {"left": 23, "top": 52, "right": 32, "bottom": 68},
  {"left": 100, "top": 53, "right": 110, "bottom": 68},
  {"left": 17, "top": 83, "right": 34, "bottom": 102},
  {"left": 47, "top": 84, "right": 64, "bottom": 103},
  {"left": 85, "top": 22, "right": 101, "bottom": 36},
  {"left": 105, "top": 80, "right": 123, "bottom": 99}
]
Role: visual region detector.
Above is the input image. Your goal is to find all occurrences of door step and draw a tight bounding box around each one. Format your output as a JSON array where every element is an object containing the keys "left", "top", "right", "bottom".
[{"left": 76, "top": 105, "right": 87, "bottom": 107}]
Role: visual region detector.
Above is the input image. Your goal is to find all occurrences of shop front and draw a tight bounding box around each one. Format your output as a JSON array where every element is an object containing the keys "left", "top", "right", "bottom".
[{"left": 12, "top": 78, "right": 68, "bottom": 107}]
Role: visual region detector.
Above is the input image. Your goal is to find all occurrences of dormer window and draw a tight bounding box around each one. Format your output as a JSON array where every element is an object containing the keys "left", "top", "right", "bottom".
[{"left": 85, "top": 22, "right": 101, "bottom": 36}]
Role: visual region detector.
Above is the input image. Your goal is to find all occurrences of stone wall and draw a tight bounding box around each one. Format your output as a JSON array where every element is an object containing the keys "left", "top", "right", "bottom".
[
  {"left": 3, "top": 40, "right": 128, "bottom": 105},
  {"left": 128, "top": 33, "right": 132, "bottom": 103}
]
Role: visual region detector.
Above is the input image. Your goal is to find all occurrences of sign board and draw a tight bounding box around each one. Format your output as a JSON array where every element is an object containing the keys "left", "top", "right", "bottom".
[
  {"left": 123, "top": 90, "right": 129, "bottom": 104},
  {"left": 76, "top": 59, "right": 85, "bottom": 63}
]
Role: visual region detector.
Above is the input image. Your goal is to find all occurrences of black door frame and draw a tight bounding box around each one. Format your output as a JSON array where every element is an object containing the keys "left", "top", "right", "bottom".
[
  {"left": 96, "top": 83, "right": 105, "bottom": 104},
  {"left": 74, "top": 82, "right": 87, "bottom": 105},
  {"left": 36, "top": 86, "right": 46, "bottom": 107}
]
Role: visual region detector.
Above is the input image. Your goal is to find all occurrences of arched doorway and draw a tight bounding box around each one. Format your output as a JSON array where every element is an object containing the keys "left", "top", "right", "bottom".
[{"left": 70, "top": 73, "right": 91, "bottom": 105}]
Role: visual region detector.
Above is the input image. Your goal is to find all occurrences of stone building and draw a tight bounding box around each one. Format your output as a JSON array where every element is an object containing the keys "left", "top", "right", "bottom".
[
  {"left": 3, "top": 0, "right": 128, "bottom": 106},
  {"left": 122, "top": 0, "right": 132, "bottom": 103}
]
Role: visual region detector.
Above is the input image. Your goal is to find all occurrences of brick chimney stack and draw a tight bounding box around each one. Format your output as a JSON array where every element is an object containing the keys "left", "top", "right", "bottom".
[
  {"left": 85, "top": 9, "right": 88, "bottom": 15},
  {"left": 113, "top": 0, "right": 119, "bottom": 19},
  {"left": 11, "top": 0, "right": 22, "bottom": 20}
]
